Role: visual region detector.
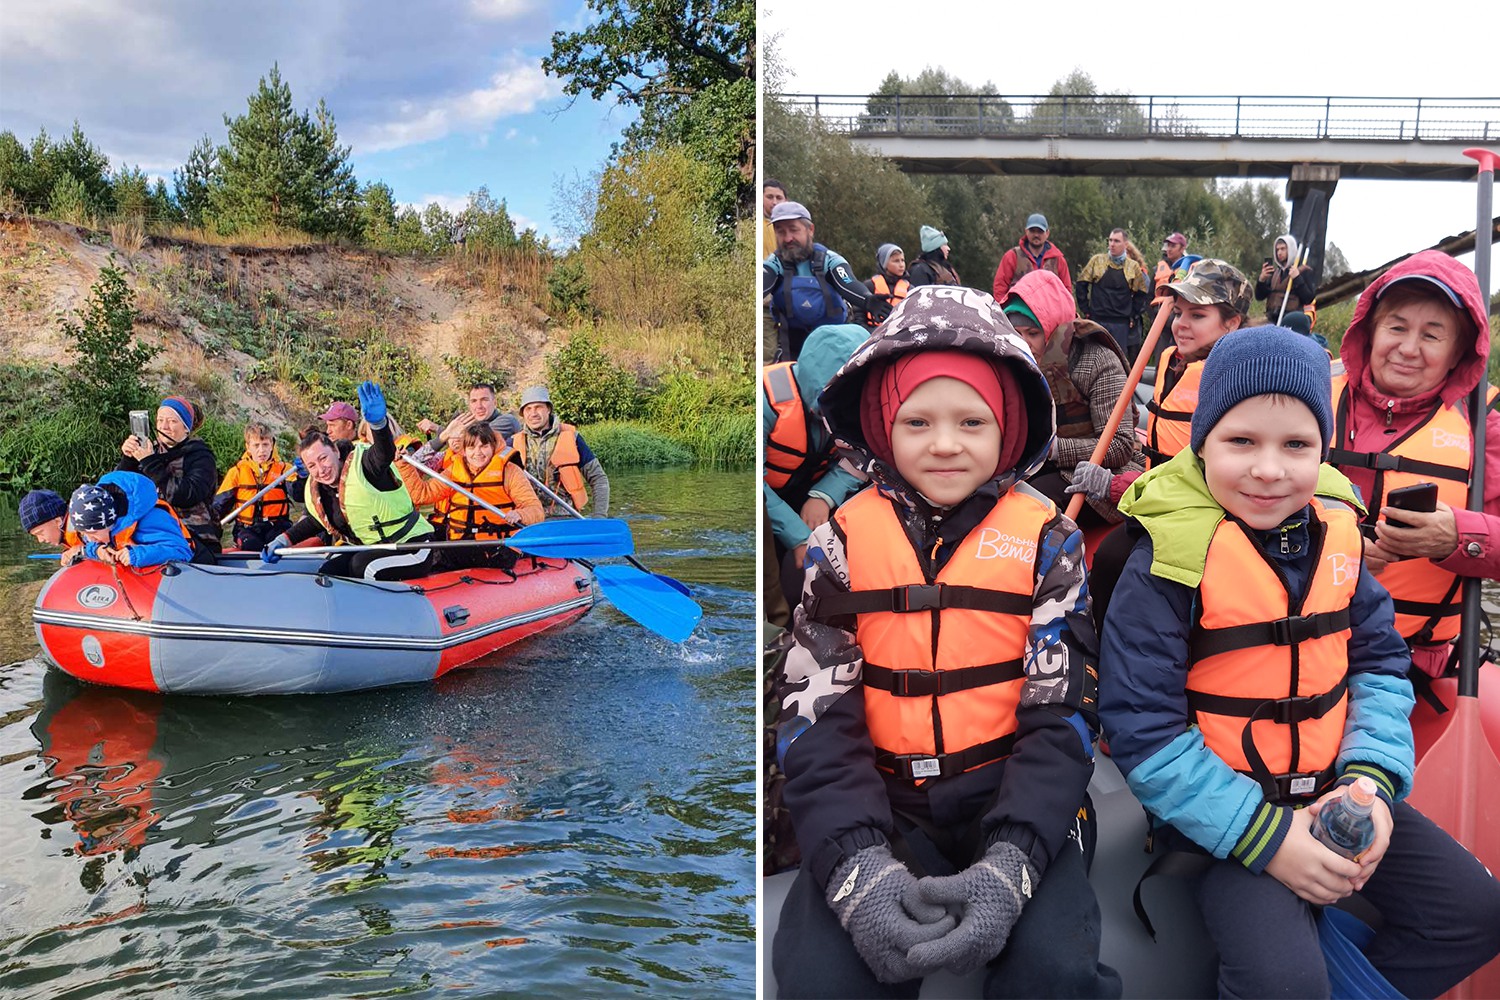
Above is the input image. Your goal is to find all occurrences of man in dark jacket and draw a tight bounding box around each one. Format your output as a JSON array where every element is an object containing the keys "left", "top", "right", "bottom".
[{"left": 1076, "top": 228, "right": 1152, "bottom": 361}]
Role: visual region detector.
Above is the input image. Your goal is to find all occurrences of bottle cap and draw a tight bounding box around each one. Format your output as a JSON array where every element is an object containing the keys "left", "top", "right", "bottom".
[{"left": 1348, "top": 776, "right": 1378, "bottom": 807}]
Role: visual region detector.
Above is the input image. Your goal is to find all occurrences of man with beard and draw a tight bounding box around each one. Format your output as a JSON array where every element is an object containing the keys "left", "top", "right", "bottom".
[
  {"left": 762, "top": 201, "right": 878, "bottom": 362},
  {"left": 992, "top": 213, "right": 1072, "bottom": 300}
]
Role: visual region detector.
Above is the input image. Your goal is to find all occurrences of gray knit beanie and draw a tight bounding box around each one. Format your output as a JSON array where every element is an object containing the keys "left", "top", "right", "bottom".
[{"left": 1190, "top": 326, "right": 1333, "bottom": 457}]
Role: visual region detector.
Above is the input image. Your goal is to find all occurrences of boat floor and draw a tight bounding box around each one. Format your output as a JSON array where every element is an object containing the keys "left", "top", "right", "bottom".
[{"left": 761, "top": 753, "right": 1221, "bottom": 998}]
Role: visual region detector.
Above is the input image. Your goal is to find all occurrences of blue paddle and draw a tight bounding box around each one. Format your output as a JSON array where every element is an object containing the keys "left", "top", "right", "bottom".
[
  {"left": 592, "top": 564, "right": 703, "bottom": 643},
  {"left": 274, "top": 517, "right": 636, "bottom": 560}
]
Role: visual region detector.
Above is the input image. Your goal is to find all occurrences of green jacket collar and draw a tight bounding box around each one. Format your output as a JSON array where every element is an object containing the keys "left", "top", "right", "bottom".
[{"left": 1117, "top": 450, "right": 1365, "bottom": 588}]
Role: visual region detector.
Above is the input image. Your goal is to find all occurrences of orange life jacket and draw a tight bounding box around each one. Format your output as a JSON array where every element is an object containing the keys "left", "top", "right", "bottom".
[
  {"left": 1328, "top": 376, "right": 1500, "bottom": 646},
  {"left": 221, "top": 454, "right": 294, "bottom": 525},
  {"left": 1144, "top": 346, "right": 1201, "bottom": 468},
  {"left": 762, "top": 362, "right": 831, "bottom": 501},
  {"left": 1154, "top": 259, "right": 1174, "bottom": 295},
  {"left": 433, "top": 448, "right": 523, "bottom": 540},
  {"left": 1187, "top": 500, "right": 1359, "bottom": 803},
  {"left": 807, "top": 486, "right": 1053, "bottom": 782},
  {"left": 866, "top": 274, "right": 910, "bottom": 326},
  {"left": 515, "top": 424, "right": 588, "bottom": 511},
  {"left": 114, "top": 500, "right": 195, "bottom": 548}
]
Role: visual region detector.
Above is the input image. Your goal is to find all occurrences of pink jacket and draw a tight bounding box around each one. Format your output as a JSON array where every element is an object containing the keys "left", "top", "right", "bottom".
[{"left": 1335, "top": 250, "right": 1500, "bottom": 673}]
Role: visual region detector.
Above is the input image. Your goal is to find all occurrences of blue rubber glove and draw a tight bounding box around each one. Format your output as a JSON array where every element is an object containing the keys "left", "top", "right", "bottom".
[
  {"left": 358, "top": 380, "right": 387, "bottom": 426},
  {"left": 292, "top": 457, "right": 307, "bottom": 478},
  {"left": 261, "top": 533, "right": 291, "bottom": 564}
]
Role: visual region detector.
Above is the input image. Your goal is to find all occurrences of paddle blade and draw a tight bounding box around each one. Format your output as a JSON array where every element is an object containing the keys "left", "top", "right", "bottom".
[
  {"left": 1408, "top": 697, "right": 1500, "bottom": 894},
  {"left": 593, "top": 564, "right": 702, "bottom": 642},
  {"left": 506, "top": 518, "right": 634, "bottom": 558}
]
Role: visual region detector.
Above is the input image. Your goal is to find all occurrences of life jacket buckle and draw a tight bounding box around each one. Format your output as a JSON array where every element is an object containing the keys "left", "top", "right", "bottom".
[
  {"left": 1372, "top": 453, "right": 1400, "bottom": 472},
  {"left": 1271, "top": 614, "right": 1319, "bottom": 646},
  {"left": 894, "top": 584, "right": 944, "bottom": 613},
  {"left": 1270, "top": 695, "right": 1314, "bottom": 724}
]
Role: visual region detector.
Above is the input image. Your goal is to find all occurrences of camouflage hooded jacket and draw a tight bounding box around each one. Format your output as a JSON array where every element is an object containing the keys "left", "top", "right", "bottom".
[{"left": 773, "top": 284, "right": 1102, "bottom": 888}]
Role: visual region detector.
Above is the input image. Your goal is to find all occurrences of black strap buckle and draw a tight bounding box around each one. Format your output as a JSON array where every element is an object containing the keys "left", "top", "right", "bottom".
[
  {"left": 892, "top": 753, "right": 946, "bottom": 780},
  {"left": 893, "top": 584, "right": 944, "bottom": 613},
  {"left": 1271, "top": 614, "right": 1319, "bottom": 646}
]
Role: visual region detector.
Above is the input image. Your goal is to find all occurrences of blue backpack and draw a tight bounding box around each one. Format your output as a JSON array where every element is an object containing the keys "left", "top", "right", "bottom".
[{"left": 774, "top": 246, "right": 849, "bottom": 335}]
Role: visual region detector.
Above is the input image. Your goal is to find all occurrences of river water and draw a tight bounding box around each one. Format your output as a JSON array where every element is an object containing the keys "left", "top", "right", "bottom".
[{"left": 0, "top": 468, "right": 755, "bottom": 998}]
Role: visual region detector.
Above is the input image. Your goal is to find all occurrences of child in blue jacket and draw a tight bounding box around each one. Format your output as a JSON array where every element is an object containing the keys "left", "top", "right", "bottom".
[
  {"left": 1098, "top": 326, "right": 1500, "bottom": 997},
  {"left": 69, "top": 471, "right": 194, "bottom": 568}
]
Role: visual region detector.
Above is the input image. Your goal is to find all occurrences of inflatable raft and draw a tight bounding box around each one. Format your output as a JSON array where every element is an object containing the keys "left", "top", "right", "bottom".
[{"left": 33, "top": 556, "right": 594, "bottom": 695}]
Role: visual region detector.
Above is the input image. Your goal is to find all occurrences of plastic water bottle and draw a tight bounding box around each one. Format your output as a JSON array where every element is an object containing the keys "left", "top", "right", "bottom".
[{"left": 1312, "top": 776, "right": 1378, "bottom": 860}]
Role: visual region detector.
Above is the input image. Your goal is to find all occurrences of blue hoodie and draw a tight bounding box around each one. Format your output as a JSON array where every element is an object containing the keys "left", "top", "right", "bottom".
[{"left": 82, "top": 471, "right": 194, "bottom": 568}]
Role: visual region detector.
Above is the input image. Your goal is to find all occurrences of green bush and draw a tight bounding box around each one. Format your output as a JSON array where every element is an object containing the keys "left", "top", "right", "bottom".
[
  {"left": 670, "top": 409, "right": 754, "bottom": 467},
  {"left": 0, "top": 405, "right": 117, "bottom": 494},
  {"left": 61, "top": 260, "right": 161, "bottom": 425},
  {"left": 580, "top": 422, "right": 694, "bottom": 467},
  {"left": 547, "top": 256, "right": 590, "bottom": 316},
  {"left": 545, "top": 330, "right": 643, "bottom": 425}
]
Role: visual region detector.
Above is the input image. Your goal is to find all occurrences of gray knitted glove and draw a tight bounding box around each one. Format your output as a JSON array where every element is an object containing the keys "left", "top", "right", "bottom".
[
  {"left": 1064, "top": 461, "right": 1114, "bottom": 502},
  {"left": 826, "top": 844, "right": 957, "bottom": 984},
  {"left": 908, "top": 841, "right": 1036, "bottom": 974}
]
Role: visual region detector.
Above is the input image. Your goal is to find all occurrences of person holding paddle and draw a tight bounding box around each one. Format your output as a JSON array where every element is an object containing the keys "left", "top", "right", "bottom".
[
  {"left": 1326, "top": 250, "right": 1500, "bottom": 688},
  {"left": 212, "top": 421, "right": 300, "bottom": 552},
  {"left": 396, "top": 421, "right": 544, "bottom": 570},
  {"left": 261, "top": 380, "right": 440, "bottom": 581},
  {"left": 1098, "top": 326, "right": 1500, "bottom": 998}
]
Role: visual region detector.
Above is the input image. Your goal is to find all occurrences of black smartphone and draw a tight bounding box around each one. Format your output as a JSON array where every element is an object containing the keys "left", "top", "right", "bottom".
[{"left": 1384, "top": 482, "right": 1438, "bottom": 529}]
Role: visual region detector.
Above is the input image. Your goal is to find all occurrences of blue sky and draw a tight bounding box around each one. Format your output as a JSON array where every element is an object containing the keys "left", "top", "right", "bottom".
[{"left": 0, "top": 0, "right": 635, "bottom": 240}]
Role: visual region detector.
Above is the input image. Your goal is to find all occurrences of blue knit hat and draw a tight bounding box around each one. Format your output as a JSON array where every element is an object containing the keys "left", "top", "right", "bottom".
[
  {"left": 1190, "top": 325, "right": 1333, "bottom": 457},
  {"left": 19, "top": 489, "right": 67, "bottom": 532}
]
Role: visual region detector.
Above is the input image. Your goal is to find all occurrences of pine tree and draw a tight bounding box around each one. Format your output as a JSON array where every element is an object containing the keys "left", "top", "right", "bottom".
[{"left": 173, "top": 135, "right": 218, "bottom": 228}]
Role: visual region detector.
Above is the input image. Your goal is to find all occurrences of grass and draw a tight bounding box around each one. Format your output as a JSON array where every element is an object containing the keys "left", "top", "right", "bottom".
[
  {"left": 152, "top": 222, "right": 320, "bottom": 249},
  {"left": 579, "top": 422, "right": 695, "bottom": 467}
]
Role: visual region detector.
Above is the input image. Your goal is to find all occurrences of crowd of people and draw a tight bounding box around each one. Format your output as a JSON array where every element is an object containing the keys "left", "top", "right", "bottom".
[
  {"left": 21, "top": 380, "right": 610, "bottom": 582},
  {"left": 763, "top": 178, "right": 1500, "bottom": 996}
]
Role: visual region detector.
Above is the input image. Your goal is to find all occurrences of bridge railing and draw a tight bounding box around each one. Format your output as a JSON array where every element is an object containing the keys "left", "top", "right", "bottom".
[{"left": 780, "top": 94, "right": 1500, "bottom": 143}]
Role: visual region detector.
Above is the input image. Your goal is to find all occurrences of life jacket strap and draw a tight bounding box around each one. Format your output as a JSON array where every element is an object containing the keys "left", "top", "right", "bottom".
[
  {"left": 369, "top": 509, "right": 422, "bottom": 543},
  {"left": 807, "top": 583, "right": 1033, "bottom": 620},
  {"left": 1187, "top": 677, "right": 1348, "bottom": 725},
  {"left": 1144, "top": 400, "right": 1191, "bottom": 421},
  {"left": 1190, "top": 607, "right": 1351, "bottom": 659},
  {"left": 1140, "top": 445, "right": 1172, "bottom": 466},
  {"left": 875, "top": 732, "right": 1017, "bottom": 781},
  {"left": 1325, "top": 447, "right": 1468, "bottom": 483},
  {"left": 863, "top": 659, "right": 1025, "bottom": 697}
]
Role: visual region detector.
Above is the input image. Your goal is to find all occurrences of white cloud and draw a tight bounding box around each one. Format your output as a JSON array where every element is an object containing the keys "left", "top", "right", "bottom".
[
  {"left": 504, "top": 128, "right": 519, "bottom": 140},
  {"left": 469, "top": 0, "right": 534, "bottom": 18},
  {"left": 404, "top": 193, "right": 471, "bottom": 215},
  {"left": 354, "top": 55, "right": 560, "bottom": 152}
]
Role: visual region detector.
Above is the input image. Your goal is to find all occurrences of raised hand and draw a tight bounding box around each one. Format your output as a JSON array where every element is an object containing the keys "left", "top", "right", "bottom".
[{"left": 357, "top": 380, "right": 387, "bottom": 425}]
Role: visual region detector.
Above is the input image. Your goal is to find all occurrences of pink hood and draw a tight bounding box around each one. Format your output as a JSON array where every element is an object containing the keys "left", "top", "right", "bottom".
[
  {"left": 1340, "top": 250, "right": 1491, "bottom": 409},
  {"left": 1006, "top": 269, "right": 1076, "bottom": 341}
]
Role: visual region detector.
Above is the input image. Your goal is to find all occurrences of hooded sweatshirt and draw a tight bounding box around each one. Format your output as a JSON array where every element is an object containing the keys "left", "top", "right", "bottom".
[
  {"left": 762, "top": 324, "right": 868, "bottom": 549},
  {"left": 775, "top": 284, "right": 1100, "bottom": 888},
  {"left": 83, "top": 470, "right": 195, "bottom": 568},
  {"left": 1255, "top": 234, "right": 1318, "bottom": 314},
  {"left": 1007, "top": 270, "right": 1142, "bottom": 520},
  {"left": 1332, "top": 249, "right": 1500, "bottom": 674}
]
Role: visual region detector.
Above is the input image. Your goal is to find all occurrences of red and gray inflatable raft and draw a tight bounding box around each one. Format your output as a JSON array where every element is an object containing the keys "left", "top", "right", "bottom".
[{"left": 32, "top": 556, "right": 594, "bottom": 695}]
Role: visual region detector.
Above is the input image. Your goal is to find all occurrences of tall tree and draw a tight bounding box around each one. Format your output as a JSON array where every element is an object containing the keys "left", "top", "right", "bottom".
[
  {"left": 173, "top": 135, "right": 217, "bottom": 227},
  {"left": 544, "top": 0, "right": 754, "bottom": 225},
  {"left": 209, "top": 64, "right": 358, "bottom": 239}
]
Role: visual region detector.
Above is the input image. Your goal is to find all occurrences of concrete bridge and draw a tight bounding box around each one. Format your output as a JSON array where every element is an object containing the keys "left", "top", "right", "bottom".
[{"left": 781, "top": 92, "right": 1500, "bottom": 281}]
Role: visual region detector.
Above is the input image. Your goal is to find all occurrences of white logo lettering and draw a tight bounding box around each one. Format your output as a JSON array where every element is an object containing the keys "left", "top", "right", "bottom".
[
  {"left": 974, "top": 527, "right": 1037, "bottom": 562},
  {"left": 1328, "top": 552, "right": 1354, "bottom": 588},
  {"left": 76, "top": 585, "right": 117, "bottom": 610},
  {"left": 1432, "top": 427, "right": 1469, "bottom": 451}
]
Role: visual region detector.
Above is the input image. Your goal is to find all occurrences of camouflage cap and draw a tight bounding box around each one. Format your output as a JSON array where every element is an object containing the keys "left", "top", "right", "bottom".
[{"left": 1166, "top": 258, "right": 1252, "bottom": 315}]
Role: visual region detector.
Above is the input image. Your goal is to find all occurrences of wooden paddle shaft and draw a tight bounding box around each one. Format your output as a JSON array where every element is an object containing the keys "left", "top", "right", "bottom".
[{"left": 1063, "top": 298, "right": 1173, "bottom": 522}]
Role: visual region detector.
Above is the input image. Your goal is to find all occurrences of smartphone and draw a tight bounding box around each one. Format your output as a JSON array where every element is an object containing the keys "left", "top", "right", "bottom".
[
  {"left": 129, "top": 409, "right": 152, "bottom": 446},
  {"left": 1384, "top": 482, "right": 1438, "bottom": 529}
]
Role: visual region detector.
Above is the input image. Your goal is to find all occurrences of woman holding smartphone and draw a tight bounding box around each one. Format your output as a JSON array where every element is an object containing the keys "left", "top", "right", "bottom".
[
  {"left": 1327, "top": 251, "right": 1500, "bottom": 682},
  {"left": 118, "top": 395, "right": 221, "bottom": 560}
]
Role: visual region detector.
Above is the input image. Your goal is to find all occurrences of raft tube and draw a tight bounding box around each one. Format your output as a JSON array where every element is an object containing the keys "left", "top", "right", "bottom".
[{"left": 33, "top": 556, "right": 594, "bottom": 695}]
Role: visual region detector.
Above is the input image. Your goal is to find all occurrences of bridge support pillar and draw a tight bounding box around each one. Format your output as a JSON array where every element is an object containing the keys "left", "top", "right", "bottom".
[{"left": 1287, "top": 165, "right": 1339, "bottom": 285}]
